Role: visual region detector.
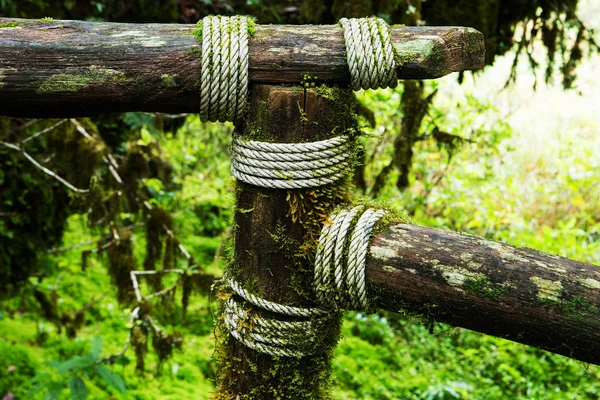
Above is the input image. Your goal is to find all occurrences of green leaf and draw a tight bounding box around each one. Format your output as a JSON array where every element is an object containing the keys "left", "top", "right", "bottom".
[
  {"left": 69, "top": 376, "right": 88, "bottom": 400},
  {"left": 93, "top": 365, "right": 127, "bottom": 393},
  {"left": 44, "top": 382, "right": 64, "bottom": 400},
  {"left": 55, "top": 355, "right": 94, "bottom": 374},
  {"left": 90, "top": 336, "right": 103, "bottom": 359}
]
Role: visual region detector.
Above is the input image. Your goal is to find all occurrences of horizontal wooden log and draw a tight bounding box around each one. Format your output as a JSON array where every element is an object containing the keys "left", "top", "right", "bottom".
[
  {"left": 0, "top": 18, "right": 484, "bottom": 117},
  {"left": 367, "top": 224, "right": 600, "bottom": 365}
]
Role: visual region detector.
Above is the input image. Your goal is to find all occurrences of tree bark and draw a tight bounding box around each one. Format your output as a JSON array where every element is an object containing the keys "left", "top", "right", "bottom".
[
  {"left": 0, "top": 18, "right": 484, "bottom": 117},
  {"left": 367, "top": 223, "right": 600, "bottom": 365},
  {"left": 216, "top": 84, "right": 355, "bottom": 398}
]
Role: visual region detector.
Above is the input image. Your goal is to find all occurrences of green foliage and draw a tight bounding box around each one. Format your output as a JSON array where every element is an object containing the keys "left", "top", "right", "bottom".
[
  {"left": 0, "top": 341, "right": 38, "bottom": 398},
  {"left": 30, "top": 336, "right": 126, "bottom": 400}
]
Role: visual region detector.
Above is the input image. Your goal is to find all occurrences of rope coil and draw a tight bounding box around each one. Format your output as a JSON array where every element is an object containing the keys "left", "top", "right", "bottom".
[
  {"left": 314, "top": 207, "right": 387, "bottom": 311},
  {"left": 222, "top": 207, "right": 387, "bottom": 357},
  {"left": 339, "top": 17, "right": 398, "bottom": 91},
  {"left": 231, "top": 134, "right": 352, "bottom": 189},
  {"left": 222, "top": 277, "right": 333, "bottom": 358},
  {"left": 199, "top": 15, "right": 249, "bottom": 123}
]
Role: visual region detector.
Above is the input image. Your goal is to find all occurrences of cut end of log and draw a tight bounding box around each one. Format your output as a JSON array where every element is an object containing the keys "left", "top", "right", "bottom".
[{"left": 393, "top": 27, "right": 485, "bottom": 79}]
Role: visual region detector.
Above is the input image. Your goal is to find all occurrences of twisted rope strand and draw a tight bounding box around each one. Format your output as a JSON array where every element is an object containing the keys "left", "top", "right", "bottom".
[
  {"left": 314, "top": 207, "right": 388, "bottom": 311},
  {"left": 234, "top": 143, "right": 349, "bottom": 163},
  {"left": 227, "top": 17, "right": 240, "bottom": 121},
  {"left": 235, "top": 152, "right": 349, "bottom": 171},
  {"left": 227, "top": 278, "right": 328, "bottom": 317},
  {"left": 346, "top": 208, "right": 387, "bottom": 310},
  {"left": 199, "top": 16, "right": 213, "bottom": 122},
  {"left": 376, "top": 18, "right": 398, "bottom": 88},
  {"left": 236, "top": 17, "right": 249, "bottom": 121},
  {"left": 231, "top": 135, "right": 351, "bottom": 189},
  {"left": 236, "top": 135, "right": 349, "bottom": 153},
  {"left": 339, "top": 17, "right": 398, "bottom": 91},
  {"left": 333, "top": 206, "right": 363, "bottom": 308},
  {"left": 218, "top": 17, "right": 231, "bottom": 122},
  {"left": 199, "top": 15, "right": 250, "bottom": 122}
]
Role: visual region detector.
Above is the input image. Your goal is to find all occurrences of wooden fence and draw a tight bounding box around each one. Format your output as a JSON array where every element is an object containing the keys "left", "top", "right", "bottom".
[{"left": 1, "top": 16, "right": 598, "bottom": 398}]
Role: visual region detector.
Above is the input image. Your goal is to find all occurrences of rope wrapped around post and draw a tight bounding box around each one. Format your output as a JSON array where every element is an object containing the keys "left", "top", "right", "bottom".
[
  {"left": 222, "top": 207, "right": 387, "bottom": 357},
  {"left": 230, "top": 134, "right": 353, "bottom": 189},
  {"left": 222, "top": 277, "right": 334, "bottom": 358}
]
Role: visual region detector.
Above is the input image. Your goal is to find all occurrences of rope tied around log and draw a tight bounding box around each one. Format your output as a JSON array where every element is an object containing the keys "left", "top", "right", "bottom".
[
  {"left": 314, "top": 206, "right": 387, "bottom": 311},
  {"left": 230, "top": 134, "right": 352, "bottom": 189},
  {"left": 199, "top": 15, "right": 249, "bottom": 123},
  {"left": 198, "top": 16, "right": 397, "bottom": 124},
  {"left": 339, "top": 17, "right": 398, "bottom": 91},
  {"left": 222, "top": 277, "right": 335, "bottom": 358},
  {"left": 222, "top": 207, "right": 387, "bottom": 357}
]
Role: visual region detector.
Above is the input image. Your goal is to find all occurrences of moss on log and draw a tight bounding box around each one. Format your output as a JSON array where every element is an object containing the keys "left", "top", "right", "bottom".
[
  {"left": 0, "top": 17, "right": 484, "bottom": 117},
  {"left": 367, "top": 223, "right": 600, "bottom": 365}
]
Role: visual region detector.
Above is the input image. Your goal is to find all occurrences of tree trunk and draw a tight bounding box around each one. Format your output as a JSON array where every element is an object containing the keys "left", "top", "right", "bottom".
[
  {"left": 215, "top": 84, "right": 356, "bottom": 398},
  {"left": 367, "top": 223, "right": 600, "bottom": 365},
  {"left": 0, "top": 17, "right": 484, "bottom": 117}
]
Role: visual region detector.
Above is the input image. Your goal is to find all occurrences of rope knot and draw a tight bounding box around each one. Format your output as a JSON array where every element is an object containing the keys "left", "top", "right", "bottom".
[{"left": 314, "top": 206, "right": 387, "bottom": 311}]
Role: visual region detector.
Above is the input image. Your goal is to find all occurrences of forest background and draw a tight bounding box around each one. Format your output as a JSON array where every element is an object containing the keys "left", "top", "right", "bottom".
[{"left": 0, "top": 0, "right": 599, "bottom": 399}]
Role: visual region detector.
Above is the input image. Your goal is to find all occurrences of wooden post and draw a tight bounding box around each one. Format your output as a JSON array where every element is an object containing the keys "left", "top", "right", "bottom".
[
  {"left": 215, "top": 84, "right": 355, "bottom": 398},
  {"left": 0, "top": 17, "right": 484, "bottom": 117},
  {"left": 367, "top": 223, "right": 600, "bottom": 365}
]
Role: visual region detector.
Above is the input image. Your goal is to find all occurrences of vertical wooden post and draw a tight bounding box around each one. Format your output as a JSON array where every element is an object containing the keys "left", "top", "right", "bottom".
[{"left": 214, "top": 84, "right": 356, "bottom": 398}]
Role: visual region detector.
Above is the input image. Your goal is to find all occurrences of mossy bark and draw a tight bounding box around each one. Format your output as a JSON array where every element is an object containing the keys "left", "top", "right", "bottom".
[
  {"left": 367, "top": 223, "right": 600, "bottom": 365},
  {"left": 214, "top": 85, "right": 357, "bottom": 399},
  {"left": 0, "top": 17, "right": 483, "bottom": 117}
]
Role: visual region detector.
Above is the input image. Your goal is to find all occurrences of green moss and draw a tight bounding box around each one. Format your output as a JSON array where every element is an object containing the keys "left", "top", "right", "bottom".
[
  {"left": 160, "top": 74, "right": 178, "bottom": 88},
  {"left": 247, "top": 17, "right": 257, "bottom": 38},
  {"left": 185, "top": 47, "right": 201, "bottom": 57},
  {"left": 0, "top": 22, "right": 18, "bottom": 28},
  {"left": 37, "top": 66, "right": 126, "bottom": 94},
  {"left": 463, "top": 277, "right": 507, "bottom": 301},
  {"left": 192, "top": 15, "right": 257, "bottom": 45},
  {"left": 37, "top": 17, "right": 54, "bottom": 23}
]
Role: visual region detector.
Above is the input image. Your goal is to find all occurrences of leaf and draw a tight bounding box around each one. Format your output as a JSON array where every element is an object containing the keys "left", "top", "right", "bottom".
[
  {"left": 44, "top": 382, "right": 64, "bottom": 400},
  {"left": 69, "top": 376, "right": 88, "bottom": 400},
  {"left": 55, "top": 355, "right": 95, "bottom": 375},
  {"left": 93, "top": 365, "right": 127, "bottom": 393},
  {"left": 90, "top": 336, "right": 103, "bottom": 359}
]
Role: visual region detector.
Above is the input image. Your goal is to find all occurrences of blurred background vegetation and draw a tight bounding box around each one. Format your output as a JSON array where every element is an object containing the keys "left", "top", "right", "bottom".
[{"left": 0, "top": 0, "right": 599, "bottom": 399}]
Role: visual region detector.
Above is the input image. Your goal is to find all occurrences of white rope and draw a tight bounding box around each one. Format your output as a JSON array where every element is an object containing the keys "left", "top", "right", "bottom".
[
  {"left": 339, "top": 17, "right": 398, "bottom": 91},
  {"left": 226, "top": 277, "right": 328, "bottom": 317},
  {"left": 231, "top": 135, "right": 352, "bottom": 189},
  {"left": 199, "top": 16, "right": 250, "bottom": 123},
  {"left": 314, "top": 207, "right": 387, "bottom": 311},
  {"left": 222, "top": 278, "right": 332, "bottom": 357},
  {"left": 222, "top": 207, "right": 387, "bottom": 356},
  {"left": 224, "top": 298, "right": 322, "bottom": 358}
]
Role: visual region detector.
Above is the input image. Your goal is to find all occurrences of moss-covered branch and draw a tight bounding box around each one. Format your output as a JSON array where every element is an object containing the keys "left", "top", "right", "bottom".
[{"left": 367, "top": 223, "right": 600, "bottom": 365}]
